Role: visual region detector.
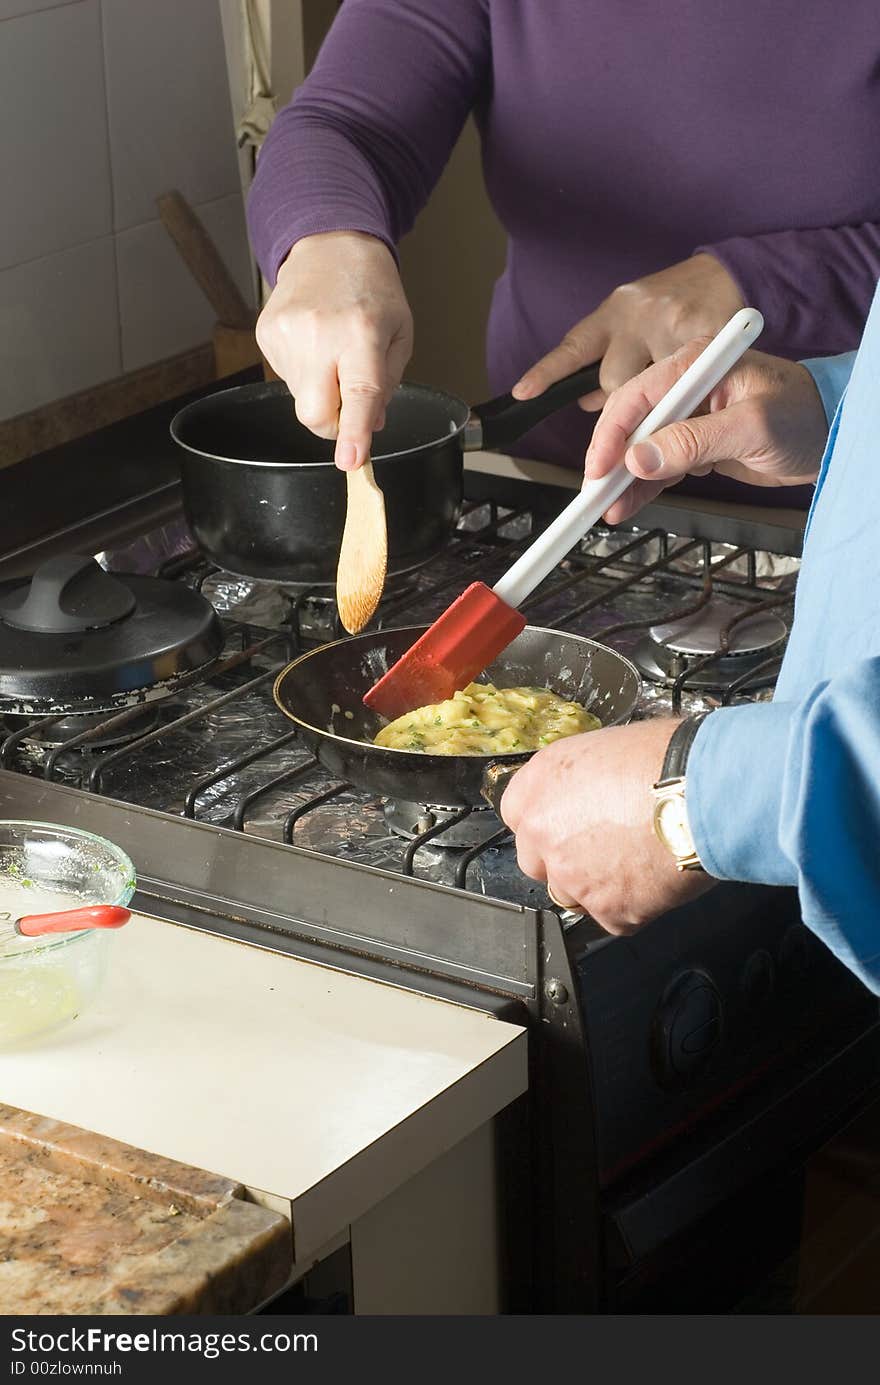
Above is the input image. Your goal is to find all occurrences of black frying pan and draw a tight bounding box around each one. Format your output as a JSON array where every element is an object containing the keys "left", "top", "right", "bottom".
[
  {"left": 273, "top": 625, "right": 641, "bottom": 809},
  {"left": 170, "top": 365, "right": 599, "bottom": 586}
]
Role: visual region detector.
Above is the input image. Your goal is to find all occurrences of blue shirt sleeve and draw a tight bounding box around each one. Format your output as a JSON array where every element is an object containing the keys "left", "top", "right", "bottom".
[
  {"left": 686, "top": 659, "right": 880, "bottom": 995},
  {"left": 801, "top": 352, "right": 856, "bottom": 426}
]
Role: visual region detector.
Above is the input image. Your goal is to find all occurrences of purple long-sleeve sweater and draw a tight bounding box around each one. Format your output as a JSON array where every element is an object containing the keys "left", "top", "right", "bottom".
[{"left": 247, "top": 0, "right": 880, "bottom": 500}]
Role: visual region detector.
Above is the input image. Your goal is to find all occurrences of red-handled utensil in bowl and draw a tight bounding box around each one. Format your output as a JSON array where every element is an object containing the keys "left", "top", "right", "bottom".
[{"left": 0, "top": 904, "right": 131, "bottom": 940}]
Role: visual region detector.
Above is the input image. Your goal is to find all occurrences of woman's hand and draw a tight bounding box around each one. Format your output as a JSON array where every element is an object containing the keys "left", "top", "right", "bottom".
[
  {"left": 584, "top": 342, "right": 829, "bottom": 525},
  {"left": 512, "top": 253, "right": 745, "bottom": 410},
  {"left": 255, "top": 231, "right": 414, "bottom": 470}
]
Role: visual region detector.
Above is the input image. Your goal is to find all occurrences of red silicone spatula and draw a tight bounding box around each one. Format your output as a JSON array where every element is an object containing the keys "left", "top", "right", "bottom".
[
  {"left": 0, "top": 904, "right": 131, "bottom": 940},
  {"left": 364, "top": 309, "right": 763, "bottom": 719}
]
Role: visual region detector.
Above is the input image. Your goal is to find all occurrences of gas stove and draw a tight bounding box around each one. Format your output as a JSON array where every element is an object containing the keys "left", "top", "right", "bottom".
[
  {"left": 0, "top": 503, "right": 799, "bottom": 900},
  {"left": 0, "top": 381, "right": 877, "bottom": 1314}
]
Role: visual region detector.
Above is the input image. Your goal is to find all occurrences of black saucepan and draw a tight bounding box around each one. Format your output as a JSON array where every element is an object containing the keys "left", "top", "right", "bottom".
[
  {"left": 273, "top": 625, "right": 641, "bottom": 810},
  {"left": 170, "top": 364, "right": 599, "bottom": 586}
]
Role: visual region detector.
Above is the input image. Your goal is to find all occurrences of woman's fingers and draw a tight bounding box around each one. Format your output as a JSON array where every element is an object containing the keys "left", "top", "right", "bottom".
[
  {"left": 386, "top": 318, "right": 415, "bottom": 392},
  {"left": 597, "top": 332, "right": 652, "bottom": 397},
  {"left": 511, "top": 255, "right": 744, "bottom": 404},
  {"left": 577, "top": 387, "right": 607, "bottom": 414},
  {"left": 335, "top": 343, "right": 390, "bottom": 469},
  {"left": 512, "top": 314, "right": 608, "bottom": 399},
  {"left": 335, "top": 312, "right": 415, "bottom": 467},
  {"left": 291, "top": 365, "right": 342, "bottom": 440}
]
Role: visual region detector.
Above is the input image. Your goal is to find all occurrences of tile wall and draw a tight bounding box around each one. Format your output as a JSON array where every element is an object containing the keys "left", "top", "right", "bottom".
[{"left": 0, "top": 0, "right": 254, "bottom": 421}]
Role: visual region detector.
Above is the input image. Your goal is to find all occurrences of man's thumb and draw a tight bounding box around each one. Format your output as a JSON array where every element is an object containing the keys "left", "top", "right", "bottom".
[{"left": 626, "top": 414, "right": 729, "bottom": 481}]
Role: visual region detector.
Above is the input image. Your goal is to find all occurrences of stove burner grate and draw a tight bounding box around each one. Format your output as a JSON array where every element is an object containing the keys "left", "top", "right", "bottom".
[
  {"left": 631, "top": 596, "right": 789, "bottom": 694},
  {"left": 650, "top": 597, "right": 787, "bottom": 657},
  {"left": 1, "top": 496, "right": 800, "bottom": 909},
  {"left": 384, "top": 798, "right": 506, "bottom": 850},
  {"left": 0, "top": 704, "right": 163, "bottom": 752}
]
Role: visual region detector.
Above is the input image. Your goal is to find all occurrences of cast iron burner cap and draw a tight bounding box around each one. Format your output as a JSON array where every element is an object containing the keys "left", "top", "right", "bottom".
[
  {"left": 383, "top": 799, "right": 505, "bottom": 850},
  {"left": 632, "top": 598, "right": 787, "bottom": 693},
  {"left": 0, "top": 555, "right": 224, "bottom": 715}
]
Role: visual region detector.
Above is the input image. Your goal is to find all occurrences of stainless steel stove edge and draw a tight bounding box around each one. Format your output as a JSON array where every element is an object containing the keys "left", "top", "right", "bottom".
[{"left": 0, "top": 769, "right": 539, "bottom": 999}]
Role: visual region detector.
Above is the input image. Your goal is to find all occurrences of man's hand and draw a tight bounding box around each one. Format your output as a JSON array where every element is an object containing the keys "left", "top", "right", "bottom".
[
  {"left": 500, "top": 719, "right": 714, "bottom": 933},
  {"left": 512, "top": 253, "right": 745, "bottom": 410},
  {"left": 584, "top": 342, "right": 829, "bottom": 524},
  {"left": 256, "top": 231, "right": 414, "bottom": 471}
]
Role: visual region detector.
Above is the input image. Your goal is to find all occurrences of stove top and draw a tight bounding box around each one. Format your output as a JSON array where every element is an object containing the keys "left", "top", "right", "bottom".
[{"left": 0, "top": 495, "right": 799, "bottom": 910}]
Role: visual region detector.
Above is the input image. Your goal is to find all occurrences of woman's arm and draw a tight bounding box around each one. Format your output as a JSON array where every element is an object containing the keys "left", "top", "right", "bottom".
[
  {"left": 698, "top": 223, "right": 880, "bottom": 360},
  {"left": 246, "top": 0, "right": 490, "bottom": 466},
  {"left": 247, "top": 0, "right": 491, "bottom": 284}
]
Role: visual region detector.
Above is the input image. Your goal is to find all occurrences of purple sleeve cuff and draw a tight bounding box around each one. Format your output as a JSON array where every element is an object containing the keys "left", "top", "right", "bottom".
[
  {"left": 258, "top": 216, "right": 397, "bottom": 288},
  {"left": 247, "top": 123, "right": 402, "bottom": 285},
  {"left": 695, "top": 223, "right": 880, "bottom": 358}
]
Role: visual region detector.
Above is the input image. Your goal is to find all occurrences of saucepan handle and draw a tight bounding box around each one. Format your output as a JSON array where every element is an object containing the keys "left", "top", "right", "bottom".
[
  {"left": 480, "top": 761, "right": 522, "bottom": 817},
  {"left": 464, "top": 364, "right": 601, "bottom": 453}
]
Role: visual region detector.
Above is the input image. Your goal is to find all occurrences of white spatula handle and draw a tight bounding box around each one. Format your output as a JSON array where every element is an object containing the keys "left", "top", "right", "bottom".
[{"left": 492, "top": 307, "right": 763, "bottom": 609}]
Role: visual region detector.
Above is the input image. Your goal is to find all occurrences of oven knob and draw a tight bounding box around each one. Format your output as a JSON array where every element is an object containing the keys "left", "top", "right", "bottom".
[
  {"left": 651, "top": 970, "right": 723, "bottom": 1089},
  {"left": 778, "top": 924, "right": 812, "bottom": 988},
  {"left": 740, "top": 948, "right": 775, "bottom": 1013}
]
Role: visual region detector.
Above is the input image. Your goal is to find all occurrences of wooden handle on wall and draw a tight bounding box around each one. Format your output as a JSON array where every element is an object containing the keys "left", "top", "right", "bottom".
[{"left": 156, "top": 189, "right": 255, "bottom": 330}]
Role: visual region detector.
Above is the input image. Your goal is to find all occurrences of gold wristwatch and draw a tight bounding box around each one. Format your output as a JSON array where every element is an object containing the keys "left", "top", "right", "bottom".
[{"left": 651, "top": 715, "right": 707, "bottom": 872}]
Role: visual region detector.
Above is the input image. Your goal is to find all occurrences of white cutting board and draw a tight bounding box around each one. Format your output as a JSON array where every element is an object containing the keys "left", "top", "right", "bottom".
[{"left": 0, "top": 913, "right": 526, "bottom": 1261}]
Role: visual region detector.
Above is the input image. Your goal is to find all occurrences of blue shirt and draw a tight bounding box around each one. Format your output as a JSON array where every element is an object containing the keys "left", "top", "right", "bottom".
[{"left": 686, "top": 286, "right": 880, "bottom": 992}]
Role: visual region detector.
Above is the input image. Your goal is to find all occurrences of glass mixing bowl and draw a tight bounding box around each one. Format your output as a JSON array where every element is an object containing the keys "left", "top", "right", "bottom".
[{"left": 0, "top": 821, "right": 136, "bottom": 1044}]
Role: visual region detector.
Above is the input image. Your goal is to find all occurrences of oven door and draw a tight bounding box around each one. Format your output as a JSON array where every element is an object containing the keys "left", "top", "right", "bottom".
[{"left": 602, "top": 1021, "right": 880, "bottom": 1311}]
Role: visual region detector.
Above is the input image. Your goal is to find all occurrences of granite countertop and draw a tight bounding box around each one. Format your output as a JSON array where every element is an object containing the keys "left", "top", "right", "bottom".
[{"left": 0, "top": 1104, "right": 291, "bottom": 1315}]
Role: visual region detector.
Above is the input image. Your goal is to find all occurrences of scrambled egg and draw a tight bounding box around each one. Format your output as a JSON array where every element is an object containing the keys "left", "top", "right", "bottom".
[{"left": 373, "top": 682, "right": 601, "bottom": 755}]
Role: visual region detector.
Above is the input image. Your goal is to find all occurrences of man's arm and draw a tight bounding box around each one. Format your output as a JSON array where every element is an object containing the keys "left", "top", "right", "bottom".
[{"left": 687, "top": 660, "right": 880, "bottom": 994}]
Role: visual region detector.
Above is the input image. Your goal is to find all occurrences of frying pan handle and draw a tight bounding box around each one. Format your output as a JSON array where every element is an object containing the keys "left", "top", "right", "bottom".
[
  {"left": 465, "top": 363, "right": 601, "bottom": 453},
  {"left": 480, "top": 761, "right": 522, "bottom": 817}
]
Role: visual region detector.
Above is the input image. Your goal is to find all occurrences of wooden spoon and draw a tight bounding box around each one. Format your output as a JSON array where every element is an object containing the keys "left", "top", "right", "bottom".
[{"left": 336, "top": 458, "right": 388, "bottom": 634}]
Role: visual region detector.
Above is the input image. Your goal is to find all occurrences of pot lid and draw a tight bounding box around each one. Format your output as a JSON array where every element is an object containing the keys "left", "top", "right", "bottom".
[{"left": 0, "top": 556, "right": 224, "bottom": 715}]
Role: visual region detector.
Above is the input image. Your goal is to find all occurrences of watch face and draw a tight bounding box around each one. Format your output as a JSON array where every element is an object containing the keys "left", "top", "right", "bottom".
[{"left": 655, "top": 795, "right": 694, "bottom": 858}]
